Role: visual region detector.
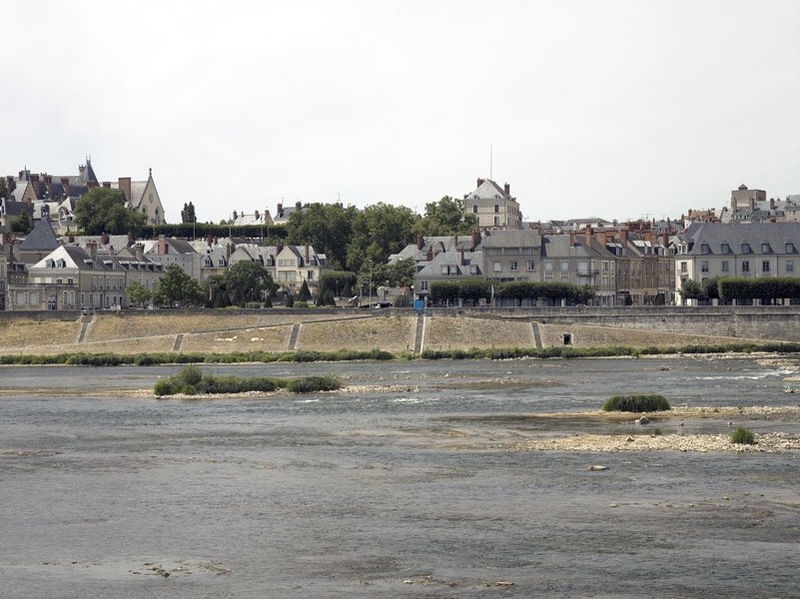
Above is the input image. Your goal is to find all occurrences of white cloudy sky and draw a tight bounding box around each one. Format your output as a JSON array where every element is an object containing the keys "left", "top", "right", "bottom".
[{"left": 4, "top": 0, "right": 799, "bottom": 225}]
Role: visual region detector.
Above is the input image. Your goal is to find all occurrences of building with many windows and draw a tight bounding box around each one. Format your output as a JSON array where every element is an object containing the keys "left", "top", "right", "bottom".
[
  {"left": 463, "top": 178, "right": 522, "bottom": 230},
  {"left": 675, "top": 222, "right": 800, "bottom": 304}
]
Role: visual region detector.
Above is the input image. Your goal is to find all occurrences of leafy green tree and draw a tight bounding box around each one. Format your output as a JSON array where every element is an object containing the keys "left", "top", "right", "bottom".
[
  {"left": 286, "top": 203, "right": 356, "bottom": 269},
  {"left": 153, "top": 264, "right": 205, "bottom": 307},
  {"left": 385, "top": 257, "right": 416, "bottom": 288},
  {"left": 0, "top": 179, "right": 8, "bottom": 199},
  {"left": 74, "top": 187, "right": 145, "bottom": 235},
  {"left": 222, "top": 261, "right": 276, "bottom": 307},
  {"left": 181, "top": 202, "right": 197, "bottom": 224},
  {"left": 680, "top": 279, "right": 704, "bottom": 302},
  {"left": 125, "top": 281, "right": 152, "bottom": 308},
  {"left": 13, "top": 210, "right": 32, "bottom": 234},
  {"left": 413, "top": 196, "right": 477, "bottom": 236},
  {"left": 346, "top": 203, "right": 416, "bottom": 272}
]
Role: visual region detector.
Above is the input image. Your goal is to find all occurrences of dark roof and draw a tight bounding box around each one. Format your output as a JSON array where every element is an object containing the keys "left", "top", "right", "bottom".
[
  {"left": 18, "top": 218, "right": 60, "bottom": 251},
  {"left": 686, "top": 223, "right": 800, "bottom": 255}
]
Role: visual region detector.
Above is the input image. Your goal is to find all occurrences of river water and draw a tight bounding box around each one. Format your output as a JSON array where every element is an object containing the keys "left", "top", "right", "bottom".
[{"left": 2, "top": 356, "right": 799, "bottom": 598}]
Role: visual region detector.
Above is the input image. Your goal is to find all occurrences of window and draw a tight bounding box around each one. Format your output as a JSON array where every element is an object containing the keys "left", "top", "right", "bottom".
[
  {"left": 700, "top": 243, "right": 710, "bottom": 254},
  {"left": 494, "top": 204, "right": 499, "bottom": 213},
  {"left": 742, "top": 260, "right": 750, "bottom": 273},
  {"left": 493, "top": 261, "right": 502, "bottom": 272},
  {"left": 526, "top": 261, "right": 535, "bottom": 271},
  {"left": 786, "top": 243, "right": 796, "bottom": 253},
  {"left": 787, "top": 260, "right": 794, "bottom": 273},
  {"left": 761, "top": 243, "right": 771, "bottom": 253},
  {"left": 721, "top": 243, "right": 731, "bottom": 254},
  {"left": 510, "top": 261, "right": 518, "bottom": 272},
  {"left": 420, "top": 280, "right": 428, "bottom": 291},
  {"left": 493, "top": 216, "right": 499, "bottom": 226},
  {"left": 721, "top": 261, "right": 729, "bottom": 273},
  {"left": 544, "top": 261, "right": 554, "bottom": 273},
  {"left": 472, "top": 205, "right": 478, "bottom": 213},
  {"left": 762, "top": 261, "right": 770, "bottom": 273},
  {"left": 561, "top": 261, "right": 570, "bottom": 272},
  {"left": 701, "top": 261, "right": 709, "bottom": 273},
  {"left": 742, "top": 243, "right": 751, "bottom": 253},
  {"left": 680, "top": 261, "right": 688, "bottom": 274}
]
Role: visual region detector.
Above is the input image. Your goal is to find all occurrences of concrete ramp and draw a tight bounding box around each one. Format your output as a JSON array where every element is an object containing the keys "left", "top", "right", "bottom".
[
  {"left": 413, "top": 314, "right": 425, "bottom": 354},
  {"left": 288, "top": 323, "right": 301, "bottom": 350}
]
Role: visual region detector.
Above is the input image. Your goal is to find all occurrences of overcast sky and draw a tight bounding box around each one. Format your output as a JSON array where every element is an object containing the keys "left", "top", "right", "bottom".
[{"left": 4, "top": 0, "right": 799, "bottom": 225}]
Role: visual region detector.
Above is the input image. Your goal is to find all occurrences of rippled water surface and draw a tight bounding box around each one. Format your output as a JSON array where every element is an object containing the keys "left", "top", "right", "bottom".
[{"left": 2, "top": 356, "right": 799, "bottom": 598}]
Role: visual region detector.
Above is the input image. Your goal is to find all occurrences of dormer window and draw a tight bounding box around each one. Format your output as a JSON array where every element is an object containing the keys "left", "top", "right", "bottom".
[
  {"left": 786, "top": 242, "right": 796, "bottom": 253},
  {"left": 761, "top": 243, "right": 771, "bottom": 253},
  {"left": 700, "top": 243, "right": 710, "bottom": 254},
  {"left": 741, "top": 243, "right": 751, "bottom": 254},
  {"left": 720, "top": 243, "right": 730, "bottom": 254}
]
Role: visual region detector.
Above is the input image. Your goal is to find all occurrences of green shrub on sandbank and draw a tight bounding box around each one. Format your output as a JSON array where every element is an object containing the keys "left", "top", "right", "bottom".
[
  {"left": 602, "top": 394, "right": 671, "bottom": 412},
  {"left": 154, "top": 366, "right": 340, "bottom": 396},
  {"left": 1, "top": 341, "right": 799, "bottom": 367},
  {"left": 730, "top": 426, "right": 756, "bottom": 445}
]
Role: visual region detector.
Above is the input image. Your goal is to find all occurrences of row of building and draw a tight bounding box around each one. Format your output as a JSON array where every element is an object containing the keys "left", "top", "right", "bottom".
[
  {"left": 1, "top": 214, "right": 798, "bottom": 311},
  {"left": 1, "top": 159, "right": 798, "bottom": 310}
]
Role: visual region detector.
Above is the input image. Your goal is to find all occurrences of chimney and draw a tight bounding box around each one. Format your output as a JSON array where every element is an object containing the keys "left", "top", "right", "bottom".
[
  {"left": 504, "top": 182, "right": 510, "bottom": 196},
  {"left": 770, "top": 197, "right": 775, "bottom": 210},
  {"left": 117, "top": 177, "right": 132, "bottom": 202},
  {"left": 6, "top": 176, "right": 13, "bottom": 190},
  {"left": 276, "top": 239, "right": 283, "bottom": 254},
  {"left": 101, "top": 232, "right": 110, "bottom": 246},
  {"left": 426, "top": 248, "right": 433, "bottom": 261},
  {"left": 158, "top": 235, "right": 167, "bottom": 255},
  {"left": 417, "top": 234, "right": 425, "bottom": 250},
  {"left": 585, "top": 227, "right": 593, "bottom": 245},
  {"left": 61, "top": 178, "right": 69, "bottom": 196},
  {"left": 305, "top": 244, "right": 309, "bottom": 264},
  {"left": 68, "top": 234, "right": 74, "bottom": 243},
  {"left": 569, "top": 231, "right": 575, "bottom": 246},
  {"left": 86, "top": 240, "right": 97, "bottom": 261},
  {"left": 134, "top": 243, "right": 144, "bottom": 261},
  {"left": 127, "top": 232, "right": 134, "bottom": 246},
  {"left": 30, "top": 174, "right": 40, "bottom": 197},
  {"left": 226, "top": 243, "right": 233, "bottom": 259},
  {"left": 471, "top": 230, "right": 480, "bottom": 251},
  {"left": 477, "top": 178, "right": 485, "bottom": 187},
  {"left": 277, "top": 203, "right": 283, "bottom": 216},
  {"left": 102, "top": 181, "right": 111, "bottom": 188},
  {"left": 663, "top": 232, "right": 669, "bottom": 248},
  {"left": 296, "top": 201, "right": 302, "bottom": 210}
]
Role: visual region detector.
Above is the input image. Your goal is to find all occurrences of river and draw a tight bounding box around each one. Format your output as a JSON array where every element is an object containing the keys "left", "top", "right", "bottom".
[{"left": 2, "top": 356, "right": 799, "bottom": 598}]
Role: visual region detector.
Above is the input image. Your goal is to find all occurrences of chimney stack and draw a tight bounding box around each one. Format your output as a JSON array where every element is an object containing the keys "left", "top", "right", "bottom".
[
  {"left": 86, "top": 240, "right": 97, "bottom": 260},
  {"left": 504, "top": 182, "right": 510, "bottom": 196},
  {"left": 471, "top": 230, "right": 480, "bottom": 251},
  {"left": 417, "top": 234, "right": 425, "bottom": 250},
  {"left": 477, "top": 178, "right": 485, "bottom": 188},
  {"left": 158, "top": 235, "right": 167, "bottom": 255},
  {"left": 134, "top": 242, "right": 144, "bottom": 261},
  {"left": 620, "top": 228, "right": 629, "bottom": 244}
]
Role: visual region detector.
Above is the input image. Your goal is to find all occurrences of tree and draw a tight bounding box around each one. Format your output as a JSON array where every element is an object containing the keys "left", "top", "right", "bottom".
[
  {"left": 125, "top": 281, "right": 152, "bottom": 308},
  {"left": 286, "top": 203, "right": 356, "bottom": 270},
  {"left": 74, "top": 187, "right": 146, "bottom": 235},
  {"left": 13, "top": 210, "right": 32, "bottom": 234},
  {"left": 297, "top": 280, "right": 312, "bottom": 301},
  {"left": 181, "top": 202, "right": 197, "bottom": 224},
  {"left": 413, "top": 196, "right": 477, "bottom": 236},
  {"left": 153, "top": 264, "right": 205, "bottom": 307},
  {"left": 385, "top": 257, "right": 416, "bottom": 288},
  {"left": 345, "top": 203, "right": 416, "bottom": 272},
  {"left": 222, "top": 261, "right": 276, "bottom": 307},
  {"left": 0, "top": 178, "right": 8, "bottom": 199}
]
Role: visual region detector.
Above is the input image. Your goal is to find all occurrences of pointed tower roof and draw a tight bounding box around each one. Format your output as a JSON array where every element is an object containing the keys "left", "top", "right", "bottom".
[{"left": 19, "top": 217, "right": 60, "bottom": 251}]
